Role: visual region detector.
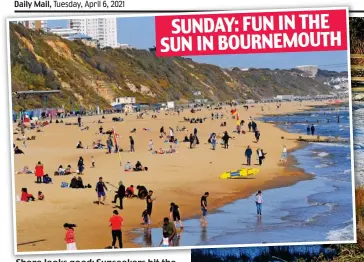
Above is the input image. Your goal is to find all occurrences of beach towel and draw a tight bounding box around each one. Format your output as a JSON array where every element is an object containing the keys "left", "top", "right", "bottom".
[{"left": 61, "top": 182, "right": 69, "bottom": 188}]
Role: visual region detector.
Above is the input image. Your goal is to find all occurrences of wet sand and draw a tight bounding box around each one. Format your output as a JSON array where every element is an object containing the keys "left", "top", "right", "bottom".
[{"left": 13, "top": 101, "right": 331, "bottom": 252}]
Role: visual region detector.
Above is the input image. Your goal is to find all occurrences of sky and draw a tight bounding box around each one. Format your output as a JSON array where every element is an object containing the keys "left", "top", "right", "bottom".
[{"left": 47, "top": 17, "right": 348, "bottom": 72}]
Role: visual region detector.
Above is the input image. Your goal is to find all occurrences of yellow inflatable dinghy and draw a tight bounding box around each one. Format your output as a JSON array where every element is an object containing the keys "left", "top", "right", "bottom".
[{"left": 219, "top": 168, "right": 260, "bottom": 179}]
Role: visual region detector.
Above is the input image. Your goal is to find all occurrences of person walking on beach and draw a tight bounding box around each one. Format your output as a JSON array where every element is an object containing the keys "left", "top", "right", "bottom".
[
  {"left": 162, "top": 217, "right": 177, "bottom": 246},
  {"left": 77, "top": 115, "right": 82, "bottom": 127},
  {"left": 257, "top": 148, "right": 264, "bottom": 166},
  {"left": 311, "top": 124, "right": 315, "bottom": 136},
  {"left": 77, "top": 157, "right": 84, "bottom": 174},
  {"left": 189, "top": 133, "right": 195, "bottom": 149},
  {"left": 91, "top": 156, "right": 95, "bottom": 168},
  {"left": 245, "top": 146, "right": 253, "bottom": 166},
  {"left": 146, "top": 190, "right": 156, "bottom": 225},
  {"left": 222, "top": 131, "right": 232, "bottom": 149},
  {"left": 255, "top": 129, "right": 260, "bottom": 142},
  {"left": 280, "top": 145, "right": 288, "bottom": 162},
  {"left": 64, "top": 223, "right": 77, "bottom": 250},
  {"left": 160, "top": 126, "right": 165, "bottom": 138},
  {"left": 252, "top": 121, "right": 257, "bottom": 132},
  {"left": 194, "top": 128, "right": 199, "bottom": 145},
  {"left": 200, "top": 192, "right": 209, "bottom": 226},
  {"left": 96, "top": 177, "right": 108, "bottom": 205},
  {"left": 255, "top": 191, "right": 263, "bottom": 216},
  {"left": 107, "top": 136, "right": 113, "bottom": 154},
  {"left": 109, "top": 210, "right": 123, "bottom": 249},
  {"left": 129, "top": 136, "right": 135, "bottom": 152},
  {"left": 170, "top": 202, "right": 184, "bottom": 229},
  {"left": 35, "top": 161, "right": 44, "bottom": 184},
  {"left": 248, "top": 122, "right": 252, "bottom": 132},
  {"left": 306, "top": 125, "right": 310, "bottom": 135},
  {"left": 169, "top": 127, "right": 175, "bottom": 142},
  {"left": 112, "top": 181, "right": 125, "bottom": 209},
  {"left": 211, "top": 133, "right": 217, "bottom": 150},
  {"left": 148, "top": 139, "right": 153, "bottom": 151}
]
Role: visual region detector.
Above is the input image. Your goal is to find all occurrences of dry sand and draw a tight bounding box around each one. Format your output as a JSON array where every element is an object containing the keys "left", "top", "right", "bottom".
[{"left": 13, "top": 101, "right": 331, "bottom": 252}]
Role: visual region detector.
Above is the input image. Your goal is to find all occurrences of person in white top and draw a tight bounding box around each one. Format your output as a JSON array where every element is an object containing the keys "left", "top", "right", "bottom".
[
  {"left": 148, "top": 139, "right": 153, "bottom": 151},
  {"left": 160, "top": 232, "right": 170, "bottom": 247},
  {"left": 169, "top": 128, "right": 174, "bottom": 142},
  {"left": 280, "top": 145, "right": 287, "bottom": 162},
  {"left": 255, "top": 190, "right": 263, "bottom": 216}
]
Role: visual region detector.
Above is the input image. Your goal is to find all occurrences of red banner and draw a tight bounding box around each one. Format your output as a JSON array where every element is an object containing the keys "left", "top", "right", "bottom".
[{"left": 155, "top": 9, "right": 348, "bottom": 57}]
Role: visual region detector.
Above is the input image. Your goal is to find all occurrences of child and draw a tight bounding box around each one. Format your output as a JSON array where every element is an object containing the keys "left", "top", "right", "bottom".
[
  {"left": 148, "top": 139, "right": 153, "bottom": 151},
  {"left": 38, "top": 191, "right": 44, "bottom": 200},
  {"left": 92, "top": 156, "right": 95, "bottom": 168},
  {"left": 160, "top": 232, "right": 170, "bottom": 247},
  {"left": 64, "top": 223, "right": 77, "bottom": 250},
  {"left": 141, "top": 209, "right": 149, "bottom": 225}
]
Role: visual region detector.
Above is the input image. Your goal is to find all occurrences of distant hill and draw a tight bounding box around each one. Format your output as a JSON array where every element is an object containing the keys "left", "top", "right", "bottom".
[{"left": 10, "top": 23, "right": 334, "bottom": 111}]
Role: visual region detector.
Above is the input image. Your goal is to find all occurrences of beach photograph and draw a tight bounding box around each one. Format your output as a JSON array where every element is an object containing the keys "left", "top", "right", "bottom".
[{"left": 7, "top": 12, "right": 356, "bottom": 253}]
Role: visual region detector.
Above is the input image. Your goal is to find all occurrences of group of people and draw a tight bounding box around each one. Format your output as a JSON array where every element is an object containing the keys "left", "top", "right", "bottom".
[{"left": 17, "top": 106, "right": 286, "bottom": 251}]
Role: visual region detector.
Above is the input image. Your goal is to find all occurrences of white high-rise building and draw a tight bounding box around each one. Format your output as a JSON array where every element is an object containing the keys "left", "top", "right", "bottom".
[
  {"left": 17, "top": 20, "right": 48, "bottom": 30},
  {"left": 68, "top": 18, "right": 117, "bottom": 48}
]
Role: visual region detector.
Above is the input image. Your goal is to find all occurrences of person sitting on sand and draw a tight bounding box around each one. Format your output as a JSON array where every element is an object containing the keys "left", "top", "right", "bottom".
[
  {"left": 137, "top": 185, "right": 148, "bottom": 199},
  {"left": 65, "top": 165, "right": 72, "bottom": 175},
  {"left": 183, "top": 136, "right": 189, "bottom": 142},
  {"left": 58, "top": 165, "right": 66, "bottom": 175},
  {"left": 99, "top": 126, "right": 104, "bottom": 134},
  {"left": 125, "top": 185, "right": 136, "bottom": 198},
  {"left": 19, "top": 166, "right": 32, "bottom": 174},
  {"left": 14, "top": 146, "right": 24, "bottom": 154},
  {"left": 76, "top": 141, "right": 84, "bottom": 149},
  {"left": 77, "top": 176, "right": 85, "bottom": 188},
  {"left": 154, "top": 148, "right": 165, "bottom": 154},
  {"left": 43, "top": 174, "right": 52, "bottom": 184},
  {"left": 21, "top": 188, "right": 35, "bottom": 202},
  {"left": 124, "top": 161, "right": 132, "bottom": 172},
  {"left": 38, "top": 191, "right": 44, "bottom": 200},
  {"left": 70, "top": 177, "right": 78, "bottom": 188},
  {"left": 166, "top": 145, "right": 176, "bottom": 154},
  {"left": 134, "top": 161, "right": 148, "bottom": 171},
  {"left": 80, "top": 126, "right": 89, "bottom": 131}
]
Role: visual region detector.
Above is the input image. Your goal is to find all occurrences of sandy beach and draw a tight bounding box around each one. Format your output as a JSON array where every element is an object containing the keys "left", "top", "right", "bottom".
[{"left": 13, "top": 101, "right": 337, "bottom": 252}]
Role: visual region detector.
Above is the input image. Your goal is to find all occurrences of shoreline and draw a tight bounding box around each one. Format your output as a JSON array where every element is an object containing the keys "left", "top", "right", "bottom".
[
  {"left": 129, "top": 104, "right": 327, "bottom": 247},
  {"left": 14, "top": 101, "right": 346, "bottom": 252}
]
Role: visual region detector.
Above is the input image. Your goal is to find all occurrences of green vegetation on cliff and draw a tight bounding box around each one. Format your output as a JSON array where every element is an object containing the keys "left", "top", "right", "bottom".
[{"left": 10, "top": 23, "right": 333, "bottom": 111}]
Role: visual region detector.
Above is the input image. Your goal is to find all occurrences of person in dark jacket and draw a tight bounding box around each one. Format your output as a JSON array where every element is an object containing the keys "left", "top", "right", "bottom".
[
  {"left": 245, "top": 146, "right": 253, "bottom": 166},
  {"left": 248, "top": 122, "right": 252, "bottom": 132},
  {"left": 251, "top": 121, "right": 257, "bottom": 132},
  {"left": 255, "top": 130, "right": 260, "bottom": 142},
  {"left": 222, "top": 131, "right": 232, "bottom": 149},
  {"left": 112, "top": 181, "right": 126, "bottom": 209},
  {"left": 310, "top": 124, "right": 315, "bottom": 136},
  {"left": 306, "top": 125, "right": 310, "bottom": 135}
]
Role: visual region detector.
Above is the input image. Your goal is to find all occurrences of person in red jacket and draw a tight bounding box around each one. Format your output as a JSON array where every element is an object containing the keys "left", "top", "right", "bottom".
[
  {"left": 64, "top": 223, "right": 77, "bottom": 250},
  {"left": 20, "top": 188, "right": 35, "bottom": 202},
  {"left": 35, "top": 161, "right": 44, "bottom": 183}
]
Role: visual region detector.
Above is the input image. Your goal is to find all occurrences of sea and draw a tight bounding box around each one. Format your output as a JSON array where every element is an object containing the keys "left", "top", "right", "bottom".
[{"left": 133, "top": 105, "right": 354, "bottom": 247}]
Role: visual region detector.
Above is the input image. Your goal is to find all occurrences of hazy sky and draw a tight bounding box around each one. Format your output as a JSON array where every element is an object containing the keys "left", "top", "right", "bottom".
[{"left": 47, "top": 17, "right": 348, "bottom": 72}]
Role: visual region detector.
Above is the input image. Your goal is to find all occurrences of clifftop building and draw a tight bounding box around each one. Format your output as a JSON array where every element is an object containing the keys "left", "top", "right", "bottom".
[
  {"left": 17, "top": 20, "right": 47, "bottom": 30},
  {"left": 296, "top": 65, "right": 319, "bottom": 78},
  {"left": 68, "top": 18, "right": 117, "bottom": 48}
]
